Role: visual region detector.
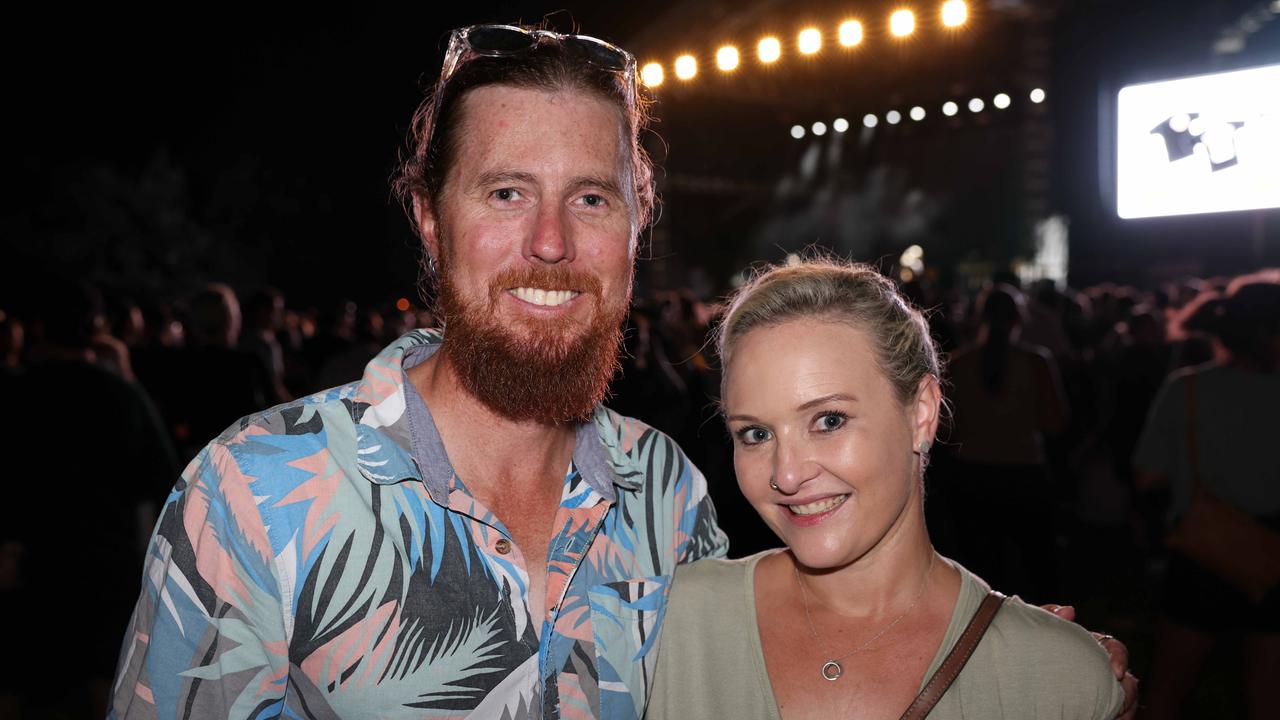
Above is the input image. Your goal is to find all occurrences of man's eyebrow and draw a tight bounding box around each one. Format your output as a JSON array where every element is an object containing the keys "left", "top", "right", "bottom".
[
  {"left": 472, "top": 170, "right": 537, "bottom": 190},
  {"left": 567, "top": 175, "right": 625, "bottom": 198},
  {"left": 796, "top": 393, "right": 858, "bottom": 411}
]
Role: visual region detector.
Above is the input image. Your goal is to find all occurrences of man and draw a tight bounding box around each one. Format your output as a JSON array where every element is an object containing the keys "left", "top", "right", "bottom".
[
  {"left": 110, "top": 26, "right": 723, "bottom": 720},
  {"left": 110, "top": 24, "right": 1135, "bottom": 720}
]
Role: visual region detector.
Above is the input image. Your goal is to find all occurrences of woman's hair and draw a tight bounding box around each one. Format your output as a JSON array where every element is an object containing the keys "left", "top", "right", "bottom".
[
  {"left": 1179, "top": 270, "right": 1280, "bottom": 371},
  {"left": 975, "top": 283, "right": 1027, "bottom": 395},
  {"left": 716, "top": 258, "right": 942, "bottom": 409}
]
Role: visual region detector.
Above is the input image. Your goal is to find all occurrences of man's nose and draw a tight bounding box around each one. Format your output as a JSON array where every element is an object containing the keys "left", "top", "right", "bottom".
[{"left": 526, "top": 203, "right": 575, "bottom": 264}]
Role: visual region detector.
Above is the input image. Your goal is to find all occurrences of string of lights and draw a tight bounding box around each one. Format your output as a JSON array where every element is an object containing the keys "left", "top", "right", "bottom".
[
  {"left": 641, "top": 1, "right": 971, "bottom": 88},
  {"left": 787, "top": 87, "right": 1047, "bottom": 139}
]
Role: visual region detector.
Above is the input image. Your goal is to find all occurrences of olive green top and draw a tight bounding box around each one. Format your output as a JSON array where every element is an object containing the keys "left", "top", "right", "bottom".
[{"left": 647, "top": 551, "right": 1124, "bottom": 719}]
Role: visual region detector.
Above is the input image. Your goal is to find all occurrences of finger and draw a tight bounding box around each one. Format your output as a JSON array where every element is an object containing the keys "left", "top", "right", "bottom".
[
  {"left": 1094, "top": 634, "right": 1130, "bottom": 680},
  {"left": 1115, "top": 671, "right": 1139, "bottom": 720},
  {"left": 1040, "top": 604, "right": 1075, "bottom": 621}
]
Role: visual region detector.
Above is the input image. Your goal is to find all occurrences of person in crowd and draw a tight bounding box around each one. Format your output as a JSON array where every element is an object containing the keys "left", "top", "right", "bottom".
[
  {"left": 650, "top": 259, "right": 1135, "bottom": 719},
  {"left": 239, "top": 286, "right": 292, "bottom": 405},
  {"left": 1135, "top": 272, "right": 1280, "bottom": 720},
  {"left": 1, "top": 279, "right": 177, "bottom": 719},
  {"left": 944, "top": 283, "right": 1067, "bottom": 601}
]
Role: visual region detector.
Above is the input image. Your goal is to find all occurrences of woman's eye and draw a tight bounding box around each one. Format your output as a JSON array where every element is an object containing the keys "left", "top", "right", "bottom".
[
  {"left": 736, "top": 427, "right": 771, "bottom": 445},
  {"left": 816, "top": 412, "right": 847, "bottom": 432}
]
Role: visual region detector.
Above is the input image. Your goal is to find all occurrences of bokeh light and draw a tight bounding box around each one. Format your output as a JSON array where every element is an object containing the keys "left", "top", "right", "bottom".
[
  {"left": 941, "top": 1, "right": 968, "bottom": 28},
  {"left": 758, "top": 36, "right": 782, "bottom": 63},
  {"left": 641, "top": 62, "right": 664, "bottom": 88},
  {"left": 674, "top": 55, "right": 697, "bottom": 80},
  {"left": 890, "top": 9, "right": 916, "bottom": 37},
  {"left": 716, "top": 46, "right": 740, "bottom": 72},
  {"left": 798, "top": 28, "right": 822, "bottom": 55},
  {"left": 838, "top": 20, "right": 864, "bottom": 47}
]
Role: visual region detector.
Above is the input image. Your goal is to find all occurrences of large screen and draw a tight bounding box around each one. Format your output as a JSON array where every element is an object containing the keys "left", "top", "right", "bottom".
[{"left": 1116, "top": 63, "right": 1280, "bottom": 219}]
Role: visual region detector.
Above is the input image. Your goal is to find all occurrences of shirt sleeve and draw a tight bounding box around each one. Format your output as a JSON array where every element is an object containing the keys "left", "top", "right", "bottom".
[
  {"left": 110, "top": 441, "right": 290, "bottom": 719},
  {"left": 675, "top": 454, "right": 730, "bottom": 564},
  {"left": 1132, "top": 373, "right": 1187, "bottom": 478}
]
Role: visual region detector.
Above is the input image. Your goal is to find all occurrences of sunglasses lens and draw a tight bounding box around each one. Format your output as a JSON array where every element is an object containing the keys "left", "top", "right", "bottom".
[
  {"left": 466, "top": 26, "right": 537, "bottom": 54},
  {"left": 563, "top": 36, "right": 629, "bottom": 72}
]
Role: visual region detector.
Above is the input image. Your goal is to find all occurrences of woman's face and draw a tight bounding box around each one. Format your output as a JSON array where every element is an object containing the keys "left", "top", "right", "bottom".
[{"left": 724, "top": 318, "right": 938, "bottom": 570}]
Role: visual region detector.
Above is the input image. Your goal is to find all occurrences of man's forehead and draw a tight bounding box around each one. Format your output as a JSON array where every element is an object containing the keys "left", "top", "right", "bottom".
[{"left": 451, "top": 84, "right": 628, "bottom": 180}]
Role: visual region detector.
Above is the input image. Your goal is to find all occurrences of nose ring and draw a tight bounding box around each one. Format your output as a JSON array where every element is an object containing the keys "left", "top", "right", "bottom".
[{"left": 770, "top": 481, "right": 781, "bottom": 492}]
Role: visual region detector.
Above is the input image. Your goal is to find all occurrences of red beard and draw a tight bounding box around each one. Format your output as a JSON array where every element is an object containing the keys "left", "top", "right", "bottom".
[{"left": 437, "top": 255, "right": 631, "bottom": 424}]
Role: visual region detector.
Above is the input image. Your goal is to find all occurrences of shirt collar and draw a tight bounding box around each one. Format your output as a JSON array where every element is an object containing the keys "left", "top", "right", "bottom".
[{"left": 351, "top": 330, "right": 636, "bottom": 503}]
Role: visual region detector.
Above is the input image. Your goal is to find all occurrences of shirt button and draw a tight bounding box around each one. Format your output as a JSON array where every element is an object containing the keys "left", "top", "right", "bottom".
[{"left": 495, "top": 538, "right": 512, "bottom": 555}]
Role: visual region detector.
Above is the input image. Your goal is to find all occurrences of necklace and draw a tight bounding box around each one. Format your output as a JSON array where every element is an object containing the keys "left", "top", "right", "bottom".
[{"left": 794, "top": 553, "right": 935, "bottom": 682}]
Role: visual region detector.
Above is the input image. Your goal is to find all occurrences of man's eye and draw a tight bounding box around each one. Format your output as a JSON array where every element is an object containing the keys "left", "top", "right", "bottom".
[
  {"left": 493, "top": 188, "right": 521, "bottom": 202},
  {"left": 578, "top": 193, "right": 607, "bottom": 208}
]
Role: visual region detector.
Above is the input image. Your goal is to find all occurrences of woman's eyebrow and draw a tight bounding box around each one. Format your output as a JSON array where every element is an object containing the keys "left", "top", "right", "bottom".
[{"left": 796, "top": 393, "right": 858, "bottom": 412}]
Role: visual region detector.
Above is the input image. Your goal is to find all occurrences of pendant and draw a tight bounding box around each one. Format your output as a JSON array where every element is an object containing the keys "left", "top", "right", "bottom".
[{"left": 821, "top": 660, "right": 843, "bottom": 681}]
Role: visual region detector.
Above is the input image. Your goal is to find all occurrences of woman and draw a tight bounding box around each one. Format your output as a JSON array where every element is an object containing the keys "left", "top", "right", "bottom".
[
  {"left": 946, "top": 284, "right": 1067, "bottom": 601},
  {"left": 648, "top": 260, "right": 1125, "bottom": 719},
  {"left": 1135, "top": 273, "right": 1280, "bottom": 720}
]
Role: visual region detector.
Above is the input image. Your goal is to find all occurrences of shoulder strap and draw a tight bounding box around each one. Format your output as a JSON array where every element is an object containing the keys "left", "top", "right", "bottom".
[
  {"left": 898, "top": 591, "right": 1006, "bottom": 720},
  {"left": 1185, "top": 373, "right": 1203, "bottom": 493}
]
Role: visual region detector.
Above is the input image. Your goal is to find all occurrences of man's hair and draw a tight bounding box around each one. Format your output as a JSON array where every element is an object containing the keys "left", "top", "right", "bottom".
[{"left": 393, "top": 26, "right": 656, "bottom": 234}]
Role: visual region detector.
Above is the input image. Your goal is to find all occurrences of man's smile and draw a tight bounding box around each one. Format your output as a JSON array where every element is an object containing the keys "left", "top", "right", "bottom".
[{"left": 508, "top": 287, "right": 581, "bottom": 307}]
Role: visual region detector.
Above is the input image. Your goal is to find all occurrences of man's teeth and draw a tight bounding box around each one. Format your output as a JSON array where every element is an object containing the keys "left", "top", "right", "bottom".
[
  {"left": 509, "top": 288, "right": 580, "bottom": 306},
  {"left": 788, "top": 495, "right": 849, "bottom": 516}
]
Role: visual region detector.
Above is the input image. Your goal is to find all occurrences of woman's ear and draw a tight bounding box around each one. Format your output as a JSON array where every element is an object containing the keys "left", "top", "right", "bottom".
[{"left": 911, "top": 375, "right": 942, "bottom": 452}]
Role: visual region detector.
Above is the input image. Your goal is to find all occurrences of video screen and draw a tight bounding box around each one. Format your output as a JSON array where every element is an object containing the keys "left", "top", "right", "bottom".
[{"left": 1117, "top": 63, "right": 1280, "bottom": 219}]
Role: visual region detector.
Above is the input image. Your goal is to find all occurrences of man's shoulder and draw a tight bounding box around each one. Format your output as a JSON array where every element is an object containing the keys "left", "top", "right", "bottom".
[{"left": 593, "top": 405, "right": 689, "bottom": 465}]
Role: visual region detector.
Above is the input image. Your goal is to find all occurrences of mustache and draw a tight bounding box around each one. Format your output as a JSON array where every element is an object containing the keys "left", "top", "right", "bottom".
[{"left": 487, "top": 265, "right": 603, "bottom": 304}]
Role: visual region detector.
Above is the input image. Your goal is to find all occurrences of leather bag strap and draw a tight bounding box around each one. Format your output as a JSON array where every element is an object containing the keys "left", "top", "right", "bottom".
[{"left": 898, "top": 591, "right": 1007, "bottom": 720}]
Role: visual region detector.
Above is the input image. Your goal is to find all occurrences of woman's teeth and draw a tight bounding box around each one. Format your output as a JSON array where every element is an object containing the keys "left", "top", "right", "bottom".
[{"left": 787, "top": 495, "right": 849, "bottom": 516}]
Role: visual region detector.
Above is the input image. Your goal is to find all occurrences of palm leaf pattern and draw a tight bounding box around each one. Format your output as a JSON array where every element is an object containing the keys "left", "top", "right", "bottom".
[{"left": 110, "top": 330, "right": 728, "bottom": 719}]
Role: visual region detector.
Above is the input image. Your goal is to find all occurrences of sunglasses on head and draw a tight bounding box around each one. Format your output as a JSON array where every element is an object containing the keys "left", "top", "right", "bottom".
[{"left": 440, "top": 24, "right": 637, "bottom": 99}]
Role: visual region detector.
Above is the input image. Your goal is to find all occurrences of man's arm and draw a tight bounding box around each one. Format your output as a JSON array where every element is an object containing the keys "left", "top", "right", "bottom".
[{"left": 110, "top": 442, "right": 290, "bottom": 719}]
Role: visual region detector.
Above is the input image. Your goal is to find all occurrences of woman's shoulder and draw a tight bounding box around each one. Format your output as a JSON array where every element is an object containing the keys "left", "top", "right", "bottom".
[
  {"left": 952, "top": 566, "right": 1124, "bottom": 717},
  {"left": 672, "top": 550, "right": 775, "bottom": 595}
]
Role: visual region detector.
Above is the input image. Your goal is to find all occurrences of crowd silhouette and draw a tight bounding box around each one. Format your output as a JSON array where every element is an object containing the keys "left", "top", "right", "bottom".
[{"left": 1, "top": 264, "right": 1277, "bottom": 718}]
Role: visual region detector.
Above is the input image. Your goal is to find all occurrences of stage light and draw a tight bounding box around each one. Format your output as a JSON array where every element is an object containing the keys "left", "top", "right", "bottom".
[
  {"left": 941, "top": 1, "right": 968, "bottom": 28},
  {"left": 812, "top": 121, "right": 828, "bottom": 136},
  {"left": 886, "top": 110, "right": 902, "bottom": 125},
  {"left": 675, "top": 55, "right": 697, "bottom": 80},
  {"left": 790, "top": 124, "right": 806, "bottom": 139},
  {"left": 833, "top": 117, "right": 850, "bottom": 132},
  {"left": 798, "top": 28, "right": 822, "bottom": 55},
  {"left": 1030, "top": 87, "right": 1046, "bottom": 103},
  {"left": 717, "top": 46, "right": 740, "bottom": 72},
  {"left": 910, "top": 105, "right": 926, "bottom": 121},
  {"left": 969, "top": 97, "right": 985, "bottom": 112},
  {"left": 758, "top": 36, "right": 782, "bottom": 63},
  {"left": 993, "top": 92, "right": 1011, "bottom": 109},
  {"left": 641, "top": 62, "right": 664, "bottom": 88},
  {"left": 863, "top": 113, "right": 879, "bottom": 128},
  {"left": 890, "top": 9, "right": 916, "bottom": 37},
  {"left": 839, "top": 20, "right": 864, "bottom": 47},
  {"left": 943, "top": 101, "right": 959, "bottom": 116}
]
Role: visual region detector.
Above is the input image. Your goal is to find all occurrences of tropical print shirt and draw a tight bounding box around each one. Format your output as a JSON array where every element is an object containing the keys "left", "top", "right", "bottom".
[{"left": 110, "top": 330, "right": 728, "bottom": 719}]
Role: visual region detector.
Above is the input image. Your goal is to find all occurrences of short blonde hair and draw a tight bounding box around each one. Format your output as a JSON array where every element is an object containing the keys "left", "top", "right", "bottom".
[{"left": 717, "top": 259, "right": 941, "bottom": 408}]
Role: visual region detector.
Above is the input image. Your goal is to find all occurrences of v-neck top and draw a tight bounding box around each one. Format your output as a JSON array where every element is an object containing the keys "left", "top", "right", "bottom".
[{"left": 647, "top": 551, "right": 1124, "bottom": 719}]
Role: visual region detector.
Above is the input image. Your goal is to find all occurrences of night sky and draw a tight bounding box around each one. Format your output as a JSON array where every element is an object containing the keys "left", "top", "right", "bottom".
[{"left": 4, "top": 1, "right": 1278, "bottom": 311}]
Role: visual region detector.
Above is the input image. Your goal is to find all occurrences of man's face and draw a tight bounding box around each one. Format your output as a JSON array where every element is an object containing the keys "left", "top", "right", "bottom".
[{"left": 420, "top": 84, "right": 637, "bottom": 423}]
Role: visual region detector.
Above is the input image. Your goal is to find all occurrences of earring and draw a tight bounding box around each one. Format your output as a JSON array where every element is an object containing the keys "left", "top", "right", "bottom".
[
  {"left": 917, "top": 441, "right": 931, "bottom": 454},
  {"left": 770, "top": 481, "right": 781, "bottom": 492}
]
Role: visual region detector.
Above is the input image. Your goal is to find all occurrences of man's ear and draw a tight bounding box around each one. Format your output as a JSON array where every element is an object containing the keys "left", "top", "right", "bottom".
[{"left": 413, "top": 196, "right": 439, "bottom": 261}]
